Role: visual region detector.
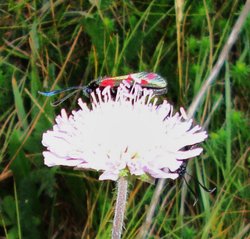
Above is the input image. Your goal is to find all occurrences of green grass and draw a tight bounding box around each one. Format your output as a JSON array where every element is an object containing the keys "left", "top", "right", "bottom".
[{"left": 0, "top": 1, "right": 249, "bottom": 238}]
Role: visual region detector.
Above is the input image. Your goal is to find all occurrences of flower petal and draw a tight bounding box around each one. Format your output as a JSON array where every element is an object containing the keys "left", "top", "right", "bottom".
[{"left": 41, "top": 82, "right": 208, "bottom": 181}]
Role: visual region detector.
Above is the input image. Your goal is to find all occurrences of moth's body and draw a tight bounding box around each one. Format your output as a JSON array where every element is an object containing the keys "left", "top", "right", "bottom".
[
  {"left": 39, "top": 72, "right": 167, "bottom": 106},
  {"left": 85, "top": 72, "right": 167, "bottom": 96}
]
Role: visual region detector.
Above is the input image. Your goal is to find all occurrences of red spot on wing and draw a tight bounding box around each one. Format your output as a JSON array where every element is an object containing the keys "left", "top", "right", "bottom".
[
  {"left": 125, "top": 75, "right": 133, "bottom": 84},
  {"left": 140, "top": 79, "right": 149, "bottom": 85},
  {"left": 146, "top": 73, "right": 157, "bottom": 80},
  {"left": 100, "top": 78, "right": 115, "bottom": 87}
]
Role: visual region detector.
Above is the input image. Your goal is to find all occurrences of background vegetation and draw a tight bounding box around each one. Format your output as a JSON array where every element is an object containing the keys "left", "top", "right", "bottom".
[{"left": 0, "top": 0, "right": 249, "bottom": 238}]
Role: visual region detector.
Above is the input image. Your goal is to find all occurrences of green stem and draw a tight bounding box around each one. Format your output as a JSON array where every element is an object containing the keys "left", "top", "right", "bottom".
[{"left": 112, "top": 177, "right": 128, "bottom": 239}]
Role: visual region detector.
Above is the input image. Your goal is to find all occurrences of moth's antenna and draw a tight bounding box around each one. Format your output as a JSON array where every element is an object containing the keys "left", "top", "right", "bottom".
[
  {"left": 185, "top": 171, "right": 216, "bottom": 193},
  {"left": 38, "top": 86, "right": 84, "bottom": 97},
  {"left": 50, "top": 89, "right": 80, "bottom": 106},
  {"left": 183, "top": 176, "right": 198, "bottom": 206},
  {"left": 177, "top": 161, "right": 216, "bottom": 206},
  {"left": 38, "top": 86, "right": 87, "bottom": 106}
]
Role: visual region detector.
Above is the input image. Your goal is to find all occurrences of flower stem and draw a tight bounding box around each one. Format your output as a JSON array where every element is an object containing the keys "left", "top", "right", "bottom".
[{"left": 112, "top": 177, "right": 128, "bottom": 239}]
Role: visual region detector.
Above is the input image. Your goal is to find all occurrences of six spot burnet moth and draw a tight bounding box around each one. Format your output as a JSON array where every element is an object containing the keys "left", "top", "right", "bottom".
[
  {"left": 172, "top": 161, "right": 216, "bottom": 206},
  {"left": 38, "top": 72, "right": 167, "bottom": 106},
  {"left": 39, "top": 71, "right": 215, "bottom": 203}
]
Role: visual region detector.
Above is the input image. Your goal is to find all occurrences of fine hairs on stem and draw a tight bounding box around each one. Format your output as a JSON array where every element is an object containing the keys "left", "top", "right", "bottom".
[{"left": 112, "top": 177, "right": 128, "bottom": 239}]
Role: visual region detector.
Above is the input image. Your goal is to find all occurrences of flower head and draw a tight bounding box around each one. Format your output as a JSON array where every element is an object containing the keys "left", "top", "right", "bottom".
[{"left": 42, "top": 83, "right": 207, "bottom": 181}]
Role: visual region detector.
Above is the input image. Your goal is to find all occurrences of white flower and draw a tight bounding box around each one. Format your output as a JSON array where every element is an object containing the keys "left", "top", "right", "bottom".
[{"left": 42, "top": 83, "right": 207, "bottom": 181}]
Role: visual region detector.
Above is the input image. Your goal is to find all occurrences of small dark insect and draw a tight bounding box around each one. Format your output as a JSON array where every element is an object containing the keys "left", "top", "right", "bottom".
[
  {"left": 38, "top": 72, "right": 167, "bottom": 106},
  {"left": 173, "top": 161, "right": 216, "bottom": 206}
]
